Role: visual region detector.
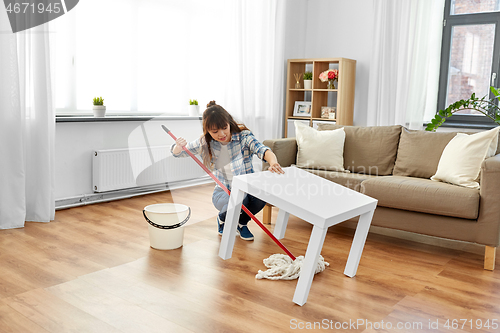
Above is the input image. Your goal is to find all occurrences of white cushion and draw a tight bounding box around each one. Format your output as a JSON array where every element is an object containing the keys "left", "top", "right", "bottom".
[
  {"left": 294, "top": 121, "right": 347, "bottom": 172},
  {"left": 431, "top": 127, "right": 500, "bottom": 189}
]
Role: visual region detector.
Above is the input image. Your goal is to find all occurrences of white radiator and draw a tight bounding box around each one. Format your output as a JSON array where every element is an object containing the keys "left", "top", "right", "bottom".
[{"left": 92, "top": 146, "right": 206, "bottom": 192}]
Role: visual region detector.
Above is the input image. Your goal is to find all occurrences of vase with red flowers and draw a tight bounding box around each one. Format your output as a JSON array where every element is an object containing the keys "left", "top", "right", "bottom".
[{"left": 319, "top": 69, "right": 339, "bottom": 89}]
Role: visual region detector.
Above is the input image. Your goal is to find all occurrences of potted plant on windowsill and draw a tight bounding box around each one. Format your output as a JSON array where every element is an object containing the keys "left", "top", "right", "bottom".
[
  {"left": 92, "top": 97, "right": 106, "bottom": 117},
  {"left": 426, "top": 86, "right": 500, "bottom": 131},
  {"left": 188, "top": 99, "right": 199, "bottom": 117},
  {"left": 303, "top": 71, "right": 313, "bottom": 89}
]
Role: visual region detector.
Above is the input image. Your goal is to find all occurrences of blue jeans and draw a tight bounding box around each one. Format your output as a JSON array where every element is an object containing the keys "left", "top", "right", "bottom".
[{"left": 212, "top": 186, "right": 266, "bottom": 226}]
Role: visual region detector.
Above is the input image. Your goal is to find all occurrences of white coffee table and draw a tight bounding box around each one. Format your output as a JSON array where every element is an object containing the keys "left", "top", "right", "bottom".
[{"left": 218, "top": 166, "right": 378, "bottom": 306}]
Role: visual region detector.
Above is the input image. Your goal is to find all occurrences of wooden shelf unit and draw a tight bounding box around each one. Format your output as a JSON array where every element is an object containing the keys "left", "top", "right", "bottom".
[{"left": 285, "top": 58, "right": 356, "bottom": 137}]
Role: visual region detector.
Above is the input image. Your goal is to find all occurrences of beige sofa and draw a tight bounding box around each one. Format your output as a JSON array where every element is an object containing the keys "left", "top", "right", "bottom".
[{"left": 263, "top": 124, "right": 500, "bottom": 270}]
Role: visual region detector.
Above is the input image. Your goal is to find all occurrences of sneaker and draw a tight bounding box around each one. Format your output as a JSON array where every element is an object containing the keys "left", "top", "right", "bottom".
[
  {"left": 217, "top": 216, "right": 224, "bottom": 236},
  {"left": 237, "top": 224, "right": 254, "bottom": 241}
]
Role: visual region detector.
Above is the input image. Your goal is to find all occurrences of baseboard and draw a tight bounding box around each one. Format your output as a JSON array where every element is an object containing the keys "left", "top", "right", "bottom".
[{"left": 56, "top": 176, "right": 214, "bottom": 210}]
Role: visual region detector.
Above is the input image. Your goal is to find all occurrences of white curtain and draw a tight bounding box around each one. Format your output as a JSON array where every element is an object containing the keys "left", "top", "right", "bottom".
[
  {"left": 223, "top": 0, "right": 287, "bottom": 141},
  {"left": 367, "top": 0, "right": 445, "bottom": 129},
  {"left": 0, "top": 9, "right": 55, "bottom": 229}
]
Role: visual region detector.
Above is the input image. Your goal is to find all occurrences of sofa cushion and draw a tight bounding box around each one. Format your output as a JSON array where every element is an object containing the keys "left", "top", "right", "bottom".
[
  {"left": 431, "top": 127, "right": 500, "bottom": 189},
  {"left": 393, "top": 129, "right": 457, "bottom": 179},
  {"left": 317, "top": 124, "right": 402, "bottom": 175},
  {"left": 303, "top": 168, "right": 379, "bottom": 192},
  {"left": 263, "top": 137, "right": 297, "bottom": 169},
  {"left": 361, "top": 176, "right": 479, "bottom": 219},
  {"left": 295, "top": 121, "right": 347, "bottom": 171}
]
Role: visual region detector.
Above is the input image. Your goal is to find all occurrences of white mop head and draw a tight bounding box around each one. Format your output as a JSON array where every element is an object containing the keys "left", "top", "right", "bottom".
[{"left": 255, "top": 254, "right": 329, "bottom": 280}]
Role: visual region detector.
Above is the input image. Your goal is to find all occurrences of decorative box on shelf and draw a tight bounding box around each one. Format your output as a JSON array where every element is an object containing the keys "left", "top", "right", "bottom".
[{"left": 321, "top": 106, "right": 336, "bottom": 120}]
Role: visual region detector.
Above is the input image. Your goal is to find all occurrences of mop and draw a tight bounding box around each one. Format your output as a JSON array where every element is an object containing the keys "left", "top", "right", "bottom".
[{"left": 162, "top": 125, "right": 329, "bottom": 280}]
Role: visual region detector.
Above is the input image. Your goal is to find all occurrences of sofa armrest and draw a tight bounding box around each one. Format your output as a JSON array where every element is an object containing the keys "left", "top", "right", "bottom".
[
  {"left": 262, "top": 137, "right": 297, "bottom": 169},
  {"left": 477, "top": 153, "right": 500, "bottom": 247}
]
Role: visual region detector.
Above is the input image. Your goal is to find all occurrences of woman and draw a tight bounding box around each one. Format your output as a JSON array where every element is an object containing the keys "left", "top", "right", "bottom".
[{"left": 171, "top": 101, "right": 284, "bottom": 240}]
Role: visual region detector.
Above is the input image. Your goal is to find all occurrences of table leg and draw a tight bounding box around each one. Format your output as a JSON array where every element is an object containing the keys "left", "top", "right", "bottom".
[
  {"left": 218, "top": 187, "right": 245, "bottom": 260},
  {"left": 293, "top": 225, "right": 328, "bottom": 306},
  {"left": 344, "top": 209, "right": 374, "bottom": 278},
  {"left": 273, "top": 209, "right": 290, "bottom": 240}
]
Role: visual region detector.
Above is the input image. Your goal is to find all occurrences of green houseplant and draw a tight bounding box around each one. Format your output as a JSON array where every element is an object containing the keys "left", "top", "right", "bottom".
[
  {"left": 426, "top": 86, "right": 500, "bottom": 131},
  {"left": 303, "top": 71, "right": 313, "bottom": 89},
  {"left": 92, "top": 96, "right": 106, "bottom": 117},
  {"left": 188, "top": 99, "right": 199, "bottom": 116},
  {"left": 93, "top": 96, "right": 104, "bottom": 105}
]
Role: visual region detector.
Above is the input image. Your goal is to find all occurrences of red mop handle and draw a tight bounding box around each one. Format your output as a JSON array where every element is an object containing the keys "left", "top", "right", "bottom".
[{"left": 162, "top": 125, "right": 296, "bottom": 261}]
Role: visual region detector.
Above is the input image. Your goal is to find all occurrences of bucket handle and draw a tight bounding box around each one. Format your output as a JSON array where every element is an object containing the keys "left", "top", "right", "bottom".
[{"left": 143, "top": 208, "right": 191, "bottom": 230}]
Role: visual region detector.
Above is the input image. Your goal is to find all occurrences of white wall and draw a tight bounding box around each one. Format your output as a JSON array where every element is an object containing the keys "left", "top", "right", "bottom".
[
  {"left": 55, "top": 119, "right": 203, "bottom": 200},
  {"left": 284, "top": 0, "right": 375, "bottom": 126},
  {"left": 283, "top": 0, "right": 308, "bottom": 60}
]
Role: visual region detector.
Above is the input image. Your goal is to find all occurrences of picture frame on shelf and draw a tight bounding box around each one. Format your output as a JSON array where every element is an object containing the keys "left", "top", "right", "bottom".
[
  {"left": 321, "top": 106, "right": 336, "bottom": 119},
  {"left": 293, "top": 101, "right": 312, "bottom": 117}
]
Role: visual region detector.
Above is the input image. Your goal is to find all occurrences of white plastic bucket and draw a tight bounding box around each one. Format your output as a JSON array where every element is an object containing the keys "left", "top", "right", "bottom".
[{"left": 143, "top": 203, "right": 191, "bottom": 250}]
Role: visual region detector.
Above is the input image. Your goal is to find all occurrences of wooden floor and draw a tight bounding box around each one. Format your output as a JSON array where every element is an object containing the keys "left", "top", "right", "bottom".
[{"left": 1, "top": 184, "right": 499, "bottom": 333}]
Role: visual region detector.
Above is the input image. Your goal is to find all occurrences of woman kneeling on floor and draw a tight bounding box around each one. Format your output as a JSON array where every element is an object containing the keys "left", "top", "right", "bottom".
[{"left": 171, "top": 101, "right": 284, "bottom": 240}]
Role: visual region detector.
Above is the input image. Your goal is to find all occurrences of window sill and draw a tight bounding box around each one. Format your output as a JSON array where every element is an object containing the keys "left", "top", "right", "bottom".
[
  {"left": 424, "top": 114, "right": 498, "bottom": 131},
  {"left": 56, "top": 115, "right": 202, "bottom": 123},
  {"left": 437, "top": 122, "right": 497, "bottom": 130}
]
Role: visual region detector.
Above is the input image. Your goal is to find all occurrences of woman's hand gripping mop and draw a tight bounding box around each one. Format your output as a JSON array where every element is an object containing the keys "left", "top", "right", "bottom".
[{"left": 162, "top": 125, "right": 329, "bottom": 280}]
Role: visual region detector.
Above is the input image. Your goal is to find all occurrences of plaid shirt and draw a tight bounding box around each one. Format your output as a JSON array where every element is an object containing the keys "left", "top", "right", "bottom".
[{"left": 171, "top": 130, "right": 269, "bottom": 190}]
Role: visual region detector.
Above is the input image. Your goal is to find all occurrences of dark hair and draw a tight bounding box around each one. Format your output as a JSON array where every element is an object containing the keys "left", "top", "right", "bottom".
[{"left": 201, "top": 101, "right": 248, "bottom": 168}]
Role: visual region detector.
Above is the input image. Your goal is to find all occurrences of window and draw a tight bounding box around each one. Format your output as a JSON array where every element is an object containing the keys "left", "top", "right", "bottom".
[
  {"left": 437, "top": 0, "right": 500, "bottom": 127},
  {"left": 51, "top": 0, "right": 232, "bottom": 116}
]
